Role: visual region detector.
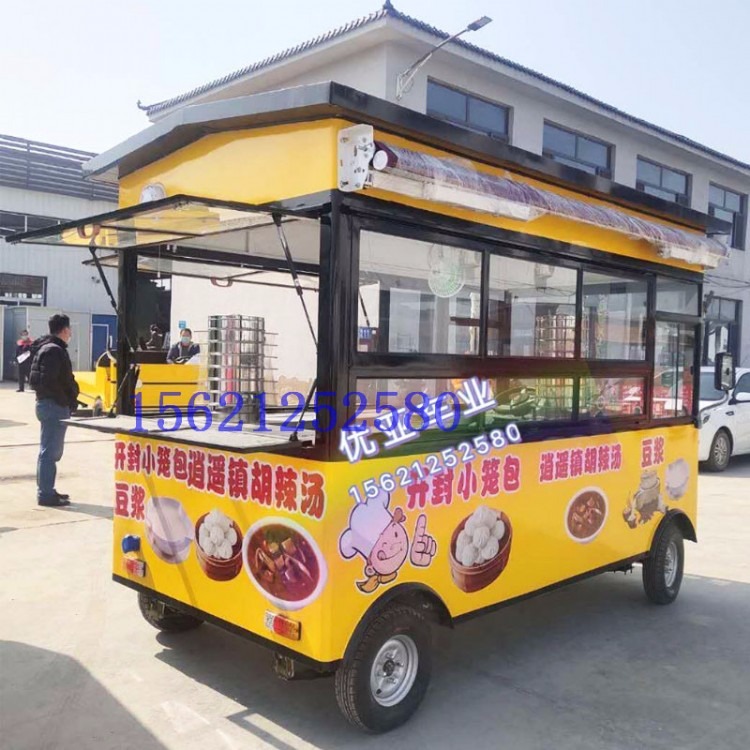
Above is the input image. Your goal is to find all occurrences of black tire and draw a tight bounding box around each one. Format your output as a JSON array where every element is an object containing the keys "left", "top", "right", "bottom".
[
  {"left": 704, "top": 429, "right": 731, "bottom": 472},
  {"left": 138, "top": 591, "right": 203, "bottom": 632},
  {"left": 642, "top": 523, "right": 684, "bottom": 605},
  {"left": 335, "top": 605, "right": 432, "bottom": 733}
]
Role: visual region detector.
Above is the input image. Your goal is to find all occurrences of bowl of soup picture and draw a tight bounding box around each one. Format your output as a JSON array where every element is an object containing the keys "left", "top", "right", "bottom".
[
  {"left": 242, "top": 518, "right": 328, "bottom": 611},
  {"left": 565, "top": 487, "right": 608, "bottom": 544}
]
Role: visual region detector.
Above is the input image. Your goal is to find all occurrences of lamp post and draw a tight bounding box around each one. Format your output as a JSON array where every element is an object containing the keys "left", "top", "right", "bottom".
[{"left": 395, "top": 16, "right": 492, "bottom": 101}]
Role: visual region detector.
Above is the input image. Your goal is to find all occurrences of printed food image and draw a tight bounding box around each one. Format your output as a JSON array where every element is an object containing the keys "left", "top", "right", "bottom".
[
  {"left": 665, "top": 458, "right": 689, "bottom": 500},
  {"left": 243, "top": 519, "right": 327, "bottom": 611},
  {"left": 144, "top": 496, "right": 193, "bottom": 564},
  {"left": 565, "top": 488, "right": 608, "bottom": 543},
  {"left": 623, "top": 470, "right": 666, "bottom": 528},
  {"left": 449, "top": 505, "right": 512, "bottom": 593},
  {"left": 195, "top": 509, "right": 243, "bottom": 581}
]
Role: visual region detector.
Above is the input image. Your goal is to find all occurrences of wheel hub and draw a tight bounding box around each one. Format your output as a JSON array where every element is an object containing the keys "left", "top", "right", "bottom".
[
  {"left": 370, "top": 635, "right": 419, "bottom": 707},
  {"left": 664, "top": 540, "right": 678, "bottom": 588}
]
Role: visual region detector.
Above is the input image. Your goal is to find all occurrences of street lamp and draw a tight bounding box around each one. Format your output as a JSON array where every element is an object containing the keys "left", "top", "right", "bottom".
[{"left": 395, "top": 15, "right": 492, "bottom": 100}]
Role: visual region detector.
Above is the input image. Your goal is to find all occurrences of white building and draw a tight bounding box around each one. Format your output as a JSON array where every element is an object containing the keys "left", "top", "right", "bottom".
[
  {"left": 0, "top": 134, "right": 118, "bottom": 374},
  {"left": 140, "top": 2, "right": 750, "bottom": 366}
]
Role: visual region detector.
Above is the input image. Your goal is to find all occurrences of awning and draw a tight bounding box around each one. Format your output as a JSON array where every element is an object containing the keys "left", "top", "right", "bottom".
[
  {"left": 369, "top": 143, "right": 729, "bottom": 268},
  {"left": 337, "top": 125, "right": 729, "bottom": 269},
  {"left": 4, "top": 195, "right": 280, "bottom": 250},
  {"left": 84, "top": 252, "right": 319, "bottom": 290}
]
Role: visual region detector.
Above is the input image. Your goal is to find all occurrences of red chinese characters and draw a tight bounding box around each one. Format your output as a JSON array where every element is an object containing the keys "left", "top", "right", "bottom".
[
  {"left": 114, "top": 482, "right": 130, "bottom": 517},
  {"left": 275, "top": 467, "right": 298, "bottom": 512},
  {"left": 431, "top": 468, "right": 455, "bottom": 505},
  {"left": 300, "top": 472, "right": 325, "bottom": 519},
  {"left": 539, "top": 442, "right": 623, "bottom": 483},
  {"left": 207, "top": 454, "right": 226, "bottom": 495},
  {"left": 115, "top": 439, "right": 328, "bottom": 521},
  {"left": 130, "top": 485, "right": 146, "bottom": 520},
  {"left": 114, "top": 441, "right": 126, "bottom": 471},
  {"left": 641, "top": 436, "right": 665, "bottom": 468},
  {"left": 187, "top": 450, "right": 206, "bottom": 491},
  {"left": 406, "top": 473, "right": 430, "bottom": 509},
  {"left": 251, "top": 461, "right": 273, "bottom": 506},
  {"left": 227, "top": 457, "right": 249, "bottom": 501}
]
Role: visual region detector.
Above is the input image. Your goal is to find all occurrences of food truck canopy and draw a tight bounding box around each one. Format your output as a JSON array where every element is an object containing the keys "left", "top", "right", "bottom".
[
  {"left": 6, "top": 83, "right": 732, "bottom": 271},
  {"left": 6, "top": 195, "right": 290, "bottom": 251}
]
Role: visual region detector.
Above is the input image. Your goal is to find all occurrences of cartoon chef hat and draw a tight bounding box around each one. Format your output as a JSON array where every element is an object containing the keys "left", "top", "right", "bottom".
[{"left": 339, "top": 488, "right": 393, "bottom": 560}]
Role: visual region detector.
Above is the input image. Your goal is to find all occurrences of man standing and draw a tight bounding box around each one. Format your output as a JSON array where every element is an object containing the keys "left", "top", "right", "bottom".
[
  {"left": 166, "top": 328, "right": 200, "bottom": 363},
  {"left": 15, "top": 329, "right": 33, "bottom": 392},
  {"left": 29, "top": 314, "right": 80, "bottom": 507}
]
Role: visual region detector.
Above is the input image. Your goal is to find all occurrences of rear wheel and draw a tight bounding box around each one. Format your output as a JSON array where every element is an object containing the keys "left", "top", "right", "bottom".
[
  {"left": 704, "top": 429, "right": 731, "bottom": 472},
  {"left": 138, "top": 591, "right": 202, "bottom": 632},
  {"left": 643, "top": 523, "right": 684, "bottom": 605},
  {"left": 335, "top": 605, "right": 432, "bottom": 733}
]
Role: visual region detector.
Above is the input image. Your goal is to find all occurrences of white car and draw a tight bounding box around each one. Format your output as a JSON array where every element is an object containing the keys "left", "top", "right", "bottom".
[{"left": 698, "top": 366, "right": 750, "bottom": 471}]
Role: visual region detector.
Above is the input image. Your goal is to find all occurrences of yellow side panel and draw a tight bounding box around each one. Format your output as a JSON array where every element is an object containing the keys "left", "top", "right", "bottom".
[
  {"left": 112, "top": 425, "right": 696, "bottom": 664},
  {"left": 118, "top": 121, "right": 341, "bottom": 208}
]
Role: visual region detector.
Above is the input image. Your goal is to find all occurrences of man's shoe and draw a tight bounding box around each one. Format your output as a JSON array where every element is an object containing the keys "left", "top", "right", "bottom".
[
  {"left": 54, "top": 491, "right": 70, "bottom": 500},
  {"left": 16, "top": 389, "right": 23, "bottom": 392},
  {"left": 38, "top": 496, "right": 71, "bottom": 507}
]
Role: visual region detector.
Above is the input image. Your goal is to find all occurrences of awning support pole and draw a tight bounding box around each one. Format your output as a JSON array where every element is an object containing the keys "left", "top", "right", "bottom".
[
  {"left": 273, "top": 215, "right": 317, "bottom": 347},
  {"left": 88, "top": 244, "right": 137, "bottom": 417},
  {"left": 272, "top": 214, "right": 318, "bottom": 441}
]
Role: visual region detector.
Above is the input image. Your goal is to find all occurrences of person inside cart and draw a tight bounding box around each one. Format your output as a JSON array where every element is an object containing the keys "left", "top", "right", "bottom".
[
  {"left": 15, "top": 329, "right": 33, "bottom": 392},
  {"left": 166, "top": 328, "right": 200, "bottom": 363}
]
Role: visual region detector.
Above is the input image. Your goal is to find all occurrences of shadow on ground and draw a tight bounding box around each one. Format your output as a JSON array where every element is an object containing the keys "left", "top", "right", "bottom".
[
  {"left": 150, "top": 572, "right": 750, "bottom": 750},
  {"left": 0, "top": 641, "right": 169, "bottom": 750}
]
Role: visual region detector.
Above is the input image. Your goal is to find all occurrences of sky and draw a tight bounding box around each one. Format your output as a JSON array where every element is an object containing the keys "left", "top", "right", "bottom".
[{"left": 0, "top": 0, "right": 747, "bottom": 161}]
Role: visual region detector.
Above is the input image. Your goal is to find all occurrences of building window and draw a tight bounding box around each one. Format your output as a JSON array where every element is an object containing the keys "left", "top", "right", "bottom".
[
  {"left": 636, "top": 158, "right": 691, "bottom": 206},
  {"left": 709, "top": 184, "right": 747, "bottom": 250},
  {"left": 542, "top": 122, "right": 612, "bottom": 178},
  {"left": 0, "top": 210, "right": 62, "bottom": 237},
  {"left": 703, "top": 295, "right": 741, "bottom": 366},
  {"left": 426, "top": 80, "right": 509, "bottom": 140},
  {"left": 0, "top": 272, "right": 46, "bottom": 305}
]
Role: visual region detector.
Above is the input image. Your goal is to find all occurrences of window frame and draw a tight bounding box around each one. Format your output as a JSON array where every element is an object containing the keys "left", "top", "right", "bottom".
[
  {"left": 542, "top": 121, "right": 613, "bottom": 178},
  {"left": 702, "top": 294, "right": 742, "bottom": 366},
  {"left": 708, "top": 182, "right": 747, "bottom": 250},
  {"left": 426, "top": 79, "right": 511, "bottom": 141},
  {"left": 635, "top": 157, "right": 692, "bottom": 207},
  {"left": 344, "top": 204, "right": 703, "bottom": 453}
]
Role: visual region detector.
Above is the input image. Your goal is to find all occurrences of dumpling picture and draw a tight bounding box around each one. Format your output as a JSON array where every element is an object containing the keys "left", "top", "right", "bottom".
[
  {"left": 195, "top": 509, "right": 243, "bottom": 581},
  {"left": 449, "top": 505, "right": 512, "bottom": 593}
]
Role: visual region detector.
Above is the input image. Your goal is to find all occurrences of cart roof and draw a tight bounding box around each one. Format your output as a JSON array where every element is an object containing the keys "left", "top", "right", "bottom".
[{"left": 84, "top": 82, "right": 727, "bottom": 237}]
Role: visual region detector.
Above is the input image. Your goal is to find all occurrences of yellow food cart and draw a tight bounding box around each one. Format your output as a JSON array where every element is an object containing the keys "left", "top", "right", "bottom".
[{"left": 9, "top": 83, "right": 733, "bottom": 732}]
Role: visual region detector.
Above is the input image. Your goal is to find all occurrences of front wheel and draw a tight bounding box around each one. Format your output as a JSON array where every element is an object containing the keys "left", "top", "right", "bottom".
[
  {"left": 704, "top": 429, "right": 731, "bottom": 472},
  {"left": 335, "top": 605, "right": 432, "bottom": 733},
  {"left": 642, "top": 523, "right": 684, "bottom": 605},
  {"left": 138, "top": 591, "right": 203, "bottom": 632}
]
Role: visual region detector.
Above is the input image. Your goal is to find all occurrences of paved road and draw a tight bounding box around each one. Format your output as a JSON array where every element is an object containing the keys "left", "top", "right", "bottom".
[{"left": 1, "top": 383, "right": 749, "bottom": 750}]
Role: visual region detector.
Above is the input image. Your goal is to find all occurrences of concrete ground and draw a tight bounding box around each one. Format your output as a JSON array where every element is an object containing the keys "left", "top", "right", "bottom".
[{"left": 1, "top": 381, "right": 749, "bottom": 750}]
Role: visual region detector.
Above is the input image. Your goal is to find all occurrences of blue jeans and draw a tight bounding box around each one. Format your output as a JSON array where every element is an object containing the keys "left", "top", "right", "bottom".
[{"left": 36, "top": 399, "right": 70, "bottom": 501}]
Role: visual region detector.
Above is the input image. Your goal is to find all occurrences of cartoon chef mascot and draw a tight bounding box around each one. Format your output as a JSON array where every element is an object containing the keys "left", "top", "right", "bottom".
[{"left": 339, "top": 488, "right": 437, "bottom": 593}]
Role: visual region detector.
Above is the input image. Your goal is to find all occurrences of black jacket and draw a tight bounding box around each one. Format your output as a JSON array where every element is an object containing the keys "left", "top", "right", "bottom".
[
  {"left": 29, "top": 335, "right": 80, "bottom": 410},
  {"left": 167, "top": 342, "right": 200, "bottom": 363}
]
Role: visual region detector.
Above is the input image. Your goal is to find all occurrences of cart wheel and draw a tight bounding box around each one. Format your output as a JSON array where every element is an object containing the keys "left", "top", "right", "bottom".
[
  {"left": 335, "top": 604, "right": 431, "bottom": 733},
  {"left": 704, "top": 429, "right": 731, "bottom": 472},
  {"left": 642, "top": 522, "right": 684, "bottom": 605},
  {"left": 138, "top": 591, "right": 202, "bottom": 632}
]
